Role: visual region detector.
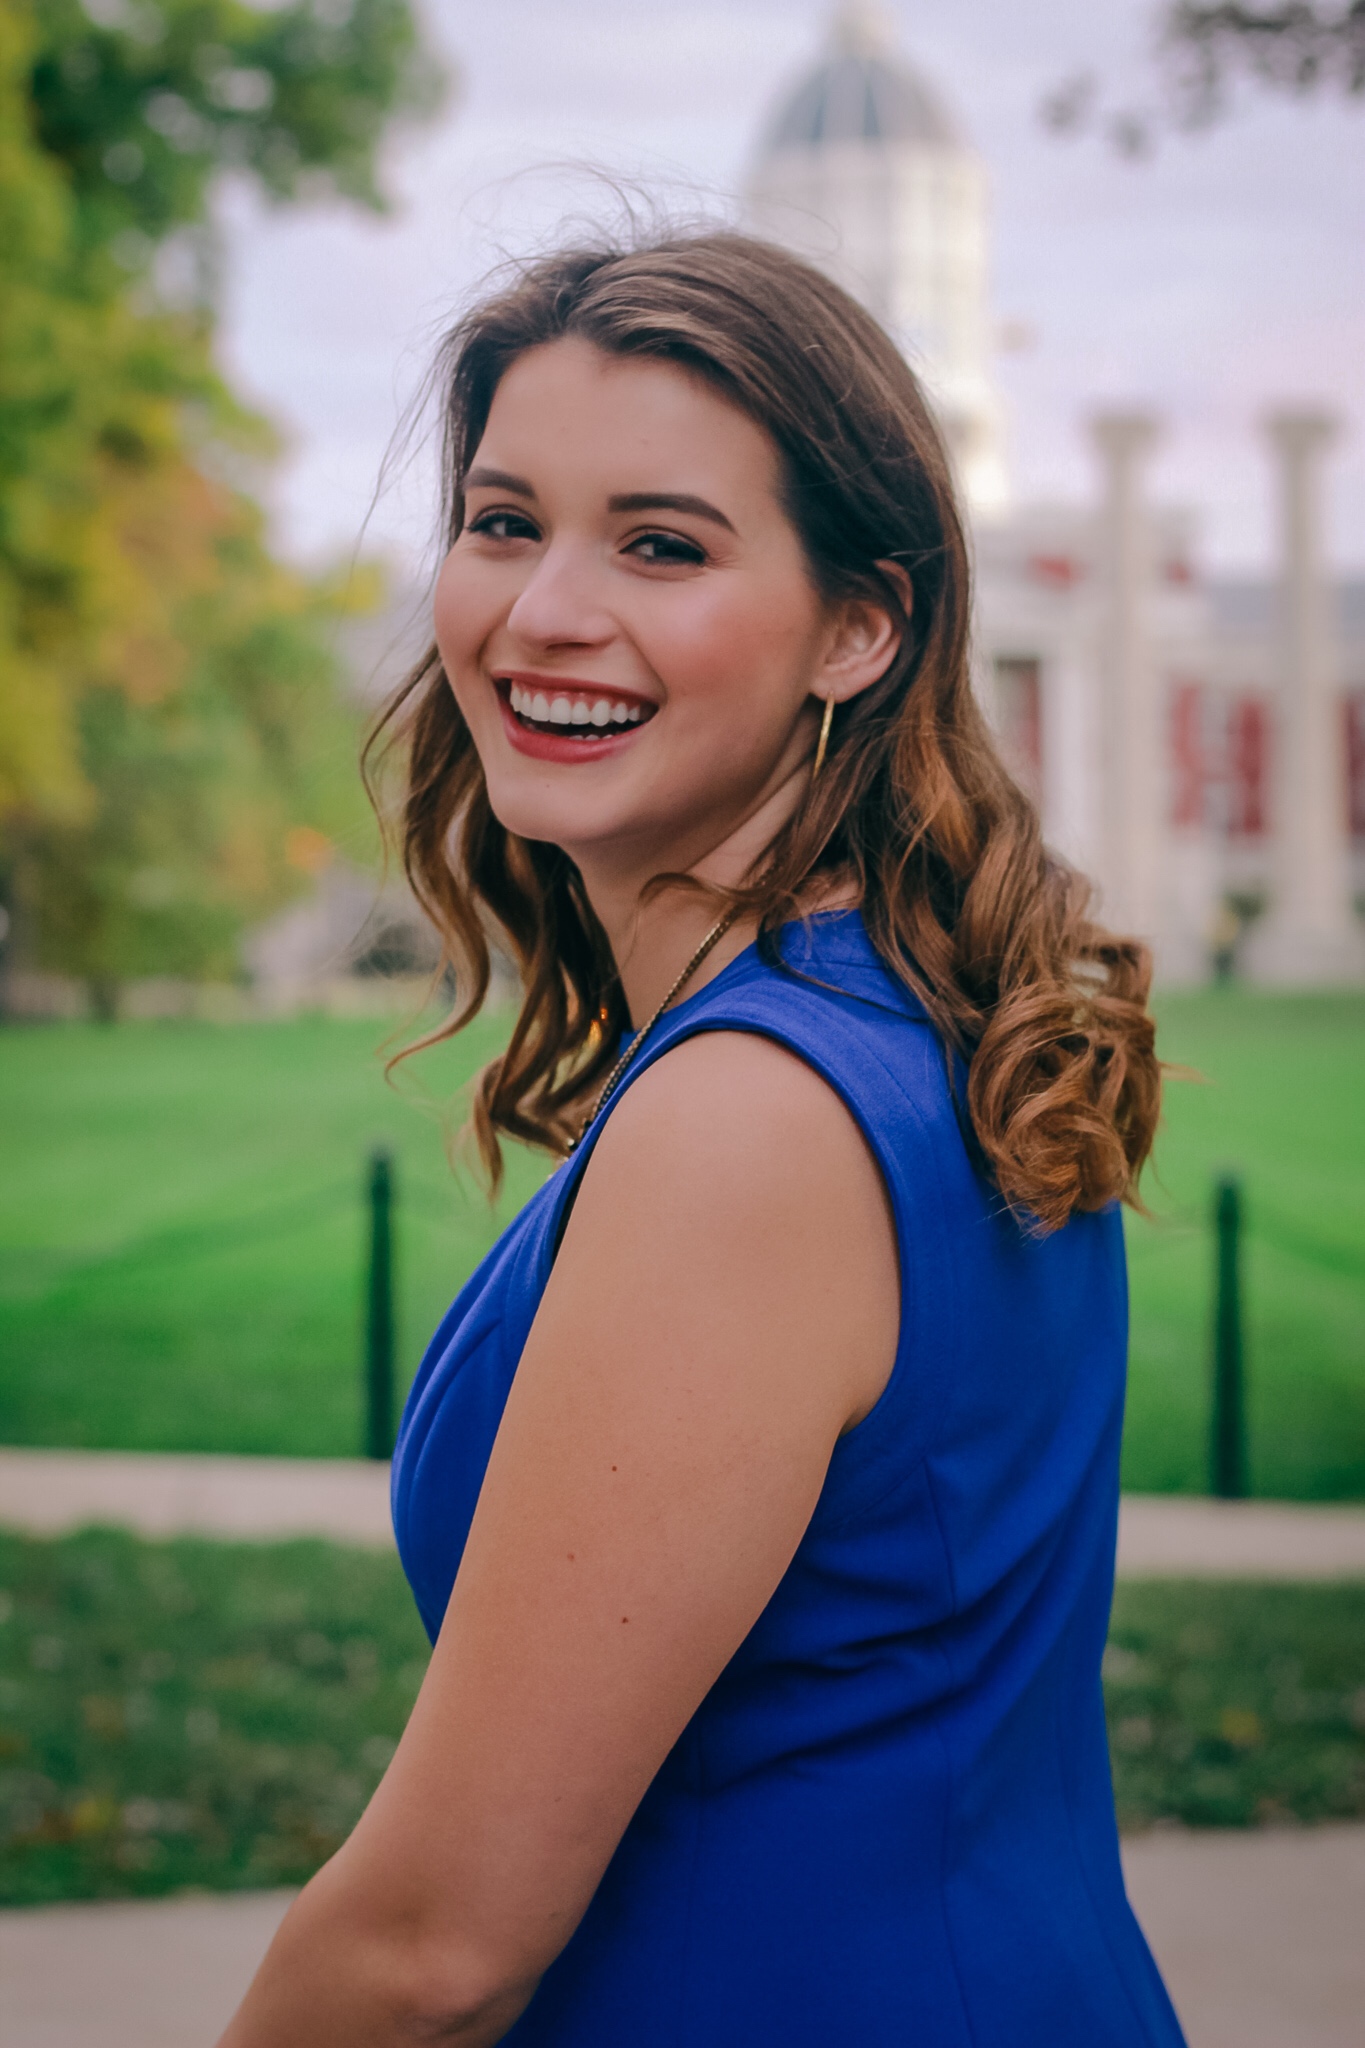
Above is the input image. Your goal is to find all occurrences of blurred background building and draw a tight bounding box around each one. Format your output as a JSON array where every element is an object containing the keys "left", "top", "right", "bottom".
[{"left": 748, "top": 1, "right": 1365, "bottom": 983}]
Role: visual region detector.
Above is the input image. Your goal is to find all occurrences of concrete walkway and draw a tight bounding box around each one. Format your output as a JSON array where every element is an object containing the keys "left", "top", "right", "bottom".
[
  {"left": 0, "top": 1448, "right": 395, "bottom": 1547},
  {"left": 0, "top": 1889, "right": 294, "bottom": 2048},
  {"left": 1115, "top": 1492, "right": 1365, "bottom": 1579},
  {"left": 4, "top": 1446, "right": 1365, "bottom": 1576},
  {"left": 1122, "top": 1824, "right": 1365, "bottom": 2048},
  {"left": 3, "top": 1826, "right": 1363, "bottom": 2047}
]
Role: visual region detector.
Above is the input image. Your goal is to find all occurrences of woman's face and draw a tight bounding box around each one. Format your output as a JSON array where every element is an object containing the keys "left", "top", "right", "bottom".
[{"left": 433, "top": 337, "right": 890, "bottom": 882}]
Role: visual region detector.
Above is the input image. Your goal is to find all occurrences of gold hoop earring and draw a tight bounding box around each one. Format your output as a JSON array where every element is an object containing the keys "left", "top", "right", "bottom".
[{"left": 812, "top": 694, "right": 836, "bottom": 779}]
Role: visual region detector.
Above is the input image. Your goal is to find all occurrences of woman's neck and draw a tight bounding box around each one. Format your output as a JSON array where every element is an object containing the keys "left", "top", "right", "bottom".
[
  {"left": 574, "top": 768, "right": 860, "bottom": 1025},
  {"left": 575, "top": 767, "right": 808, "bottom": 1022},
  {"left": 592, "top": 891, "right": 750, "bottom": 1029}
]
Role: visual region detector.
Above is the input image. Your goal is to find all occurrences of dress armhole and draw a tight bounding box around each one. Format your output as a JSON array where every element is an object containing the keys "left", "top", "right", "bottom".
[{"left": 538, "top": 1007, "right": 952, "bottom": 1510}]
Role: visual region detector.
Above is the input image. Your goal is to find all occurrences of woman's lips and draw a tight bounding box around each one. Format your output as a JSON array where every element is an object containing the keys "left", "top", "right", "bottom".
[{"left": 493, "top": 677, "right": 656, "bottom": 765}]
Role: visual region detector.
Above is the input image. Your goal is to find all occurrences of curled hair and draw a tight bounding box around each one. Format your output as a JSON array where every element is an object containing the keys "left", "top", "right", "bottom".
[{"left": 367, "top": 232, "right": 1159, "bottom": 1232}]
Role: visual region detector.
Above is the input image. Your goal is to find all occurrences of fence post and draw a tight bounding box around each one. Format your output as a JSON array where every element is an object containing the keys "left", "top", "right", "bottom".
[
  {"left": 365, "top": 1147, "right": 395, "bottom": 1461},
  {"left": 1210, "top": 1174, "right": 1247, "bottom": 1499}
]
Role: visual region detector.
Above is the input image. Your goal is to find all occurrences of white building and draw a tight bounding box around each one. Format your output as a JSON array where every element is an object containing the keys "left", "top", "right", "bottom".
[
  {"left": 747, "top": 0, "right": 1007, "bottom": 512},
  {"left": 747, "top": 3, "right": 1365, "bottom": 983}
]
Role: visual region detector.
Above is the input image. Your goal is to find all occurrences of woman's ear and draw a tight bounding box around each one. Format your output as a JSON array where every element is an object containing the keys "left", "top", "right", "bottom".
[{"left": 814, "top": 561, "right": 912, "bottom": 705}]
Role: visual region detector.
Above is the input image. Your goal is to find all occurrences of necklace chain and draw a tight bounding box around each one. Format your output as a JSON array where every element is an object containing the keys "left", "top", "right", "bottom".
[{"left": 567, "top": 910, "right": 738, "bottom": 1152}]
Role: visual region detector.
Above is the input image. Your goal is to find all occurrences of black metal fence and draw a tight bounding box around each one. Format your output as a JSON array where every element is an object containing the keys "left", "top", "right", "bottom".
[{"left": 1210, "top": 1175, "right": 1248, "bottom": 1499}]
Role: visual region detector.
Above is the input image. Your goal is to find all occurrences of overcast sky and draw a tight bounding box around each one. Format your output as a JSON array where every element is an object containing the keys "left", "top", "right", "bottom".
[{"left": 214, "top": 0, "right": 1365, "bottom": 579}]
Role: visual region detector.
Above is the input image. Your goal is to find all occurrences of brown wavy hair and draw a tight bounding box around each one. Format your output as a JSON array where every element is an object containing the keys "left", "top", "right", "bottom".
[{"left": 366, "top": 231, "right": 1159, "bottom": 1231}]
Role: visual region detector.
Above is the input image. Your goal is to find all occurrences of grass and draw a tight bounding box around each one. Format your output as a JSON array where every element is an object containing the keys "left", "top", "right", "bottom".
[
  {"left": 1105, "top": 1580, "right": 1365, "bottom": 1831},
  {"left": 0, "top": 1530, "right": 1362, "bottom": 1906},
  {"left": 0, "top": 986, "right": 1361, "bottom": 1492},
  {"left": 1122, "top": 989, "right": 1365, "bottom": 1498},
  {"left": 0, "top": 1529, "right": 430, "bottom": 1906},
  {"left": 0, "top": 1007, "right": 549, "bottom": 1459}
]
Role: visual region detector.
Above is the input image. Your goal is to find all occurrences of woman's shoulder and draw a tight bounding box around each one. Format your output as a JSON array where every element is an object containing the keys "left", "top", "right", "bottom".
[
  {"left": 643, "top": 908, "right": 950, "bottom": 1154},
  {"left": 593, "top": 1023, "right": 882, "bottom": 1191},
  {"left": 560, "top": 1024, "right": 901, "bottom": 1435},
  {"left": 538, "top": 907, "right": 969, "bottom": 1374}
]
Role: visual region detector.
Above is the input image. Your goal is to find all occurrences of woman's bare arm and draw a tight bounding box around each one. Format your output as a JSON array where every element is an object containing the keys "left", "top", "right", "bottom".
[{"left": 216, "top": 1030, "right": 899, "bottom": 2048}]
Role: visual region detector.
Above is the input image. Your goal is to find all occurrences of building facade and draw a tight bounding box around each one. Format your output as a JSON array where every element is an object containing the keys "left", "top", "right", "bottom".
[{"left": 746, "top": 3, "right": 1365, "bottom": 983}]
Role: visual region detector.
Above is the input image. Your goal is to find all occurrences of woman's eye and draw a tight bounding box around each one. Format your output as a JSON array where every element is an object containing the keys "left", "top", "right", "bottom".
[
  {"left": 626, "top": 531, "right": 706, "bottom": 567},
  {"left": 467, "top": 509, "right": 540, "bottom": 542}
]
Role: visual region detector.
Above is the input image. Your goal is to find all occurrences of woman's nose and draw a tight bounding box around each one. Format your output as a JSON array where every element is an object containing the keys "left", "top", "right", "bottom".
[{"left": 505, "top": 541, "right": 615, "bottom": 651}]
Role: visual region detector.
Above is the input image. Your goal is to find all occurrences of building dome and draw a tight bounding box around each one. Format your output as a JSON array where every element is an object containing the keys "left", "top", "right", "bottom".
[{"left": 763, "top": 31, "right": 959, "bottom": 155}]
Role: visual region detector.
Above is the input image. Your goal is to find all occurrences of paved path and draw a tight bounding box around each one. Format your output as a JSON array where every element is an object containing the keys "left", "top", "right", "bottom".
[
  {"left": 1115, "top": 1492, "right": 1365, "bottom": 1579},
  {"left": 0, "top": 1448, "right": 394, "bottom": 1547},
  {"left": 4, "top": 1447, "right": 1365, "bottom": 1576},
  {"left": 0, "top": 1889, "right": 294, "bottom": 2048},
  {"left": 1122, "top": 1823, "right": 1365, "bottom": 2048},
  {"left": 3, "top": 1827, "right": 1363, "bottom": 2047}
]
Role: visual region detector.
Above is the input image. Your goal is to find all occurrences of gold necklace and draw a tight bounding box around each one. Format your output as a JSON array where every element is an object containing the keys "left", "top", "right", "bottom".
[{"left": 567, "top": 910, "right": 738, "bottom": 1152}]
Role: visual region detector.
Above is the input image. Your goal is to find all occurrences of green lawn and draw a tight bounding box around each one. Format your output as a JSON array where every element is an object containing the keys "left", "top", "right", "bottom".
[
  {"left": 0, "top": 1529, "right": 430, "bottom": 1905},
  {"left": 0, "top": 988, "right": 1362, "bottom": 1492},
  {"left": 1105, "top": 1578, "right": 1365, "bottom": 1832},
  {"left": 0, "top": 1007, "right": 549, "bottom": 1459},
  {"left": 1123, "top": 989, "right": 1365, "bottom": 1498},
  {"left": 1, "top": 1529, "right": 1362, "bottom": 1905}
]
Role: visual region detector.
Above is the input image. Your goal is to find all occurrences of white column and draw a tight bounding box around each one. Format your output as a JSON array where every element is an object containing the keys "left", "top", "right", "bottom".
[
  {"left": 1250, "top": 409, "right": 1362, "bottom": 981},
  {"left": 1090, "top": 413, "right": 1163, "bottom": 939}
]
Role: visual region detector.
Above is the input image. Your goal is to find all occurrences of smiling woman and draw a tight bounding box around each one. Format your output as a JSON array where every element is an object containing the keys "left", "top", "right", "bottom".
[{"left": 217, "top": 235, "right": 1179, "bottom": 2048}]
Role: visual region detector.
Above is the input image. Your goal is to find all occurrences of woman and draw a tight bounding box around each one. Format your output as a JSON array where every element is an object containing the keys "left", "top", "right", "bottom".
[{"left": 219, "top": 233, "right": 1183, "bottom": 2047}]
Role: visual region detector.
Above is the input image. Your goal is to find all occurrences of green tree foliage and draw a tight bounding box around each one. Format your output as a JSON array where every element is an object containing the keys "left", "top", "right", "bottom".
[
  {"left": 30, "top": 0, "right": 436, "bottom": 259},
  {"left": 1161, "top": 3, "right": 1365, "bottom": 113},
  {"left": 0, "top": 0, "right": 440, "bottom": 1009},
  {"left": 1042, "top": 3, "right": 1364, "bottom": 156}
]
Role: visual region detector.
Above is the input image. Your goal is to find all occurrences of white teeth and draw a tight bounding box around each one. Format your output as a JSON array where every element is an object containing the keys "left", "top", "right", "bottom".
[{"left": 510, "top": 685, "right": 651, "bottom": 733}]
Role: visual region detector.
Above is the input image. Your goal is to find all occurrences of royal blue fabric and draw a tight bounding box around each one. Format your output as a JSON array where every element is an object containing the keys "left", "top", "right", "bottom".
[{"left": 392, "top": 911, "right": 1186, "bottom": 2047}]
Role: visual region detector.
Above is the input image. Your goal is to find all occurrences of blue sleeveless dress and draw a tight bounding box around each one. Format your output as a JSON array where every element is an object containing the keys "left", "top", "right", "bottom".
[{"left": 392, "top": 911, "right": 1186, "bottom": 2048}]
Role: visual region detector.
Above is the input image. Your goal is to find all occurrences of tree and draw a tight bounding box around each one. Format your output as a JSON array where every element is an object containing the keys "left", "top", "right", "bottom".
[
  {"left": 0, "top": 0, "right": 443, "bottom": 1012},
  {"left": 29, "top": 0, "right": 439, "bottom": 269},
  {"left": 1041, "top": 3, "right": 1365, "bottom": 157}
]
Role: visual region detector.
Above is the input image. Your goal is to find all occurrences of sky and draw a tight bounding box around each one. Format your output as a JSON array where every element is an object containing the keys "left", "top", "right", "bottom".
[{"left": 214, "top": 0, "right": 1365, "bottom": 580}]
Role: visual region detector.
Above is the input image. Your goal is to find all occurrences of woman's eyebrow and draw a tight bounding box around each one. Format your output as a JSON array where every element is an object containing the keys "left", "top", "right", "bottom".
[
  {"left": 465, "top": 466, "right": 536, "bottom": 497},
  {"left": 464, "top": 473, "right": 737, "bottom": 535},
  {"left": 608, "top": 491, "right": 737, "bottom": 534}
]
